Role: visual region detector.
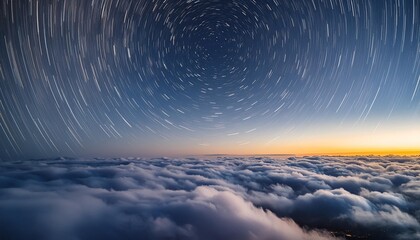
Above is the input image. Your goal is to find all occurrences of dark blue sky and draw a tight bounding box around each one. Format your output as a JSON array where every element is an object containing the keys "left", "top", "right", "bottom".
[{"left": 0, "top": 0, "right": 419, "bottom": 159}]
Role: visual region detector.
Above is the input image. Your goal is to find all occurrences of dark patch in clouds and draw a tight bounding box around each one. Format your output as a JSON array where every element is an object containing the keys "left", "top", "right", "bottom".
[{"left": 0, "top": 156, "right": 419, "bottom": 240}]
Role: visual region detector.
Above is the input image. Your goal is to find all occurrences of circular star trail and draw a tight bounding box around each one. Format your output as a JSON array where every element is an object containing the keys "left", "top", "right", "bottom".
[{"left": 0, "top": 0, "right": 419, "bottom": 159}]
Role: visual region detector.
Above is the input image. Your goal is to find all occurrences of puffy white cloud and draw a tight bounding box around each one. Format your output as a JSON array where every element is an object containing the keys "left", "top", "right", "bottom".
[{"left": 0, "top": 156, "right": 419, "bottom": 240}]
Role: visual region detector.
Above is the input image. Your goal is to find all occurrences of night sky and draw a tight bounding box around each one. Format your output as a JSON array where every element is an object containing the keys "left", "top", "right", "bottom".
[{"left": 1, "top": 0, "right": 419, "bottom": 160}]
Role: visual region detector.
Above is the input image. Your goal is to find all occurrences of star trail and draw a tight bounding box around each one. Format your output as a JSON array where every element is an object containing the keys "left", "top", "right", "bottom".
[{"left": 0, "top": 0, "right": 419, "bottom": 159}]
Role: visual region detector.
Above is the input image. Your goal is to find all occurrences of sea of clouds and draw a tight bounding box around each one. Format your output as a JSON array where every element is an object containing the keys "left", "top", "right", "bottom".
[{"left": 0, "top": 156, "right": 419, "bottom": 240}]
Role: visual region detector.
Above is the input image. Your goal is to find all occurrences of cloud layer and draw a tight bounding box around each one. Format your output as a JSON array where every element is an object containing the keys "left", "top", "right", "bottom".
[{"left": 0, "top": 156, "right": 419, "bottom": 240}]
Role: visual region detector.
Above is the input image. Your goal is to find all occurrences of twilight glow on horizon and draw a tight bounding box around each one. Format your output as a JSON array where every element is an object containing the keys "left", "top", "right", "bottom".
[{"left": 1, "top": 0, "right": 420, "bottom": 160}]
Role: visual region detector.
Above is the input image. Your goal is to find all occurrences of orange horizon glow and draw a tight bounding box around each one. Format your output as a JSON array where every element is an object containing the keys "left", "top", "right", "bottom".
[
  {"left": 194, "top": 148, "right": 420, "bottom": 157},
  {"left": 91, "top": 119, "right": 420, "bottom": 158},
  {"left": 184, "top": 120, "right": 420, "bottom": 157}
]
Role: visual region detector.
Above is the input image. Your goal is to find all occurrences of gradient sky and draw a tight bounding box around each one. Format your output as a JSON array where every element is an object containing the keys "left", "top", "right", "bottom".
[{"left": 0, "top": 0, "right": 419, "bottom": 160}]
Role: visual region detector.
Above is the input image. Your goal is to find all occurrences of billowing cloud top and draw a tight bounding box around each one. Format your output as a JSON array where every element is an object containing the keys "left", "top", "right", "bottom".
[{"left": 0, "top": 156, "right": 419, "bottom": 240}]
